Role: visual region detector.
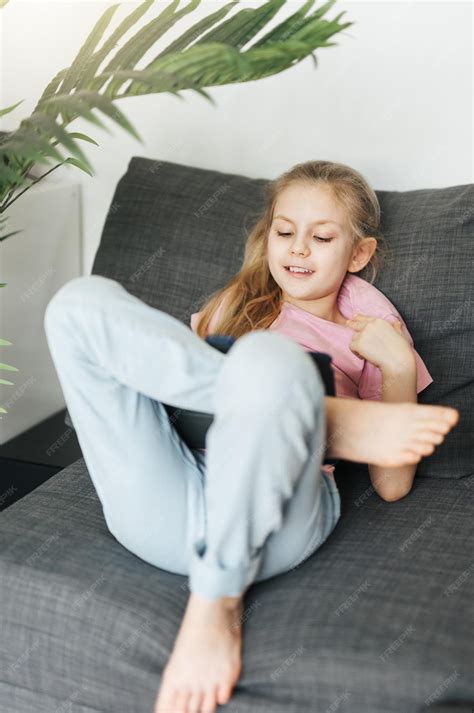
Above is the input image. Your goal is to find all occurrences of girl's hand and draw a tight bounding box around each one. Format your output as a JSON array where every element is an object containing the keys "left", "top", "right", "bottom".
[{"left": 345, "top": 313, "right": 414, "bottom": 371}]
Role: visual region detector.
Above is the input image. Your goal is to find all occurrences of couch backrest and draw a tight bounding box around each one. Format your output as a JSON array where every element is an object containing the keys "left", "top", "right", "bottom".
[{"left": 91, "top": 156, "right": 474, "bottom": 479}]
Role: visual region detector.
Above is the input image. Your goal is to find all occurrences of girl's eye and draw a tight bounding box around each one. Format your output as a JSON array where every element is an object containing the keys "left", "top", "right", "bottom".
[{"left": 277, "top": 231, "right": 333, "bottom": 243}]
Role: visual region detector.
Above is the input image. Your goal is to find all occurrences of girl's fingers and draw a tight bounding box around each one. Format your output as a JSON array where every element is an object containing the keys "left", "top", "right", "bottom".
[
  {"left": 347, "top": 313, "right": 372, "bottom": 323},
  {"left": 346, "top": 318, "right": 362, "bottom": 328}
]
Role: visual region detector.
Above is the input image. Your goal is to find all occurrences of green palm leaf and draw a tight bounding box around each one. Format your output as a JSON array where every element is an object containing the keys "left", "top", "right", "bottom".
[
  {"left": 58, "top": 4, "right": 120, "bottom": 123},
  {"left": 92, "top": 0, "right": 202, "bottom": 97},
  {"left": 0, "top": 100, "right": 25, "bottom": 118},
  {"left": 250, "top": 0, "right": 318, "bottom": 46},
  {"left": 43, "top": 90, "right": 144, "bottom": 143},
  {"left": 155, "top": 1, "right": 239, "bottom": 57},
  {"left": 0, "top": 91, "right": 144, "bottom": 204},
  {"left": 0, "top": 363, "right": 19, "bottom": 372},
  {"left": 100, "top": 18, "right": 351, "bottom": 95},
  {"left": 67, "top": 132, "right": 100, "bottom": 146},
  {"left": 0, "top": 334, "right": 16, "bottom": 407},
  {"left": 62, "top": 157, "right": 94, "bottom": 177},
  {"left": 32, "top": 69, "right": 69, "bottom": 112},
  {"left": 59, "top": 5, "right": 120, "bottom": 97},
  {"left": 0, "top": 272, "right": 16, "bottom": 413},
  {"left": 0, "top": 227, "right": 22, "bottom": 242},
  {"left": 22, "top": 113, "right": 92, "bottom": 168},
  {"left": 37, "top": 94, "right": 111, "bottom": 133},
  {"left": 0, "top": 0, "right": 354, "bottom": 214},
  {"left": 193, "top": 0, "right": 286, "bottom": 48},
  {"left": 73, "top": 0, "right": 156, "bottom": 93},
  {"left": 125, "top": 0, "right": 287, "bottom": 95}
]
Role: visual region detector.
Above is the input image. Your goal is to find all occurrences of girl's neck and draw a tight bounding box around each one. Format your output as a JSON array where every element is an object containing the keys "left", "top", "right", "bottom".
[{"left": 282, "top": 299, "right": 347, "bottom": 326}]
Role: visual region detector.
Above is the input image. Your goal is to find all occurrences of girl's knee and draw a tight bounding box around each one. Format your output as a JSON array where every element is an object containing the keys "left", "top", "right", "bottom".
[
  {"left": 217, "top": 330, "right": 324, "bottom": 402},
  {"left": 52, "top": 274, "right": 120, "bottom": 307},
  {"left": 44, "top": 275, "right": 121, "bottom": 332}
]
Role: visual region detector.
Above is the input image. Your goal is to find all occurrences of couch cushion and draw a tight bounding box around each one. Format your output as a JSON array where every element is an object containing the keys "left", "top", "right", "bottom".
[
  {"left": 1, "top": 458, "right": 473, "bottom": 712},
  {"left": 89, "top": 157, "right": 473, "bottom": 478}
]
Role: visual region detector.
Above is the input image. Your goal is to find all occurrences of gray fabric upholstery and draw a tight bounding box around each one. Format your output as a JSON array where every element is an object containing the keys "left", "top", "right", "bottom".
[
  {"left": 1, "top": 459, "right": 473, "bottom": 712},
  {"left": 2, "top": 157, "right": 473, "bottom": 712}
]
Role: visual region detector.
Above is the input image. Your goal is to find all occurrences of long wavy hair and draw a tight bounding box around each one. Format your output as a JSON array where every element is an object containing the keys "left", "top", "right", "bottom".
[{"left": 193, "top": 159, "right": 390, "bottom": 339}]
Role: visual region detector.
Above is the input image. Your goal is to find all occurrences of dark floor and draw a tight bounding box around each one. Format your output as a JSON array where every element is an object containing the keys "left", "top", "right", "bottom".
[{"left": 0, "top": 409, "right": 83, "bottom": 511}]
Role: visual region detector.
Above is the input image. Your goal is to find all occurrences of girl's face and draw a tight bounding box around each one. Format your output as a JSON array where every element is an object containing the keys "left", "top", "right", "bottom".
[{"left": 266, "top": 183, "right": 357, "bottom": 310}]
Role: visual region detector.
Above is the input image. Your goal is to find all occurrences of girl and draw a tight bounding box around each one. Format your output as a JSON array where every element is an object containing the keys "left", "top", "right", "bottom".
[{"left": 43, "top": 160, "right": 459, "bottom": 713}]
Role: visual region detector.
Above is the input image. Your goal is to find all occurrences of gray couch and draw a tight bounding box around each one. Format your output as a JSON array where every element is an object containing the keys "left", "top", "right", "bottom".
[{"left": 1, "top": 157, "right": 473, "bottom": 713}]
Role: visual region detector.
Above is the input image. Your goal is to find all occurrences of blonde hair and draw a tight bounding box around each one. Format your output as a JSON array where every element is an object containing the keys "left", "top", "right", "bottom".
[{"left": 193, "top": 159, "right": 390, "bottom": 339}]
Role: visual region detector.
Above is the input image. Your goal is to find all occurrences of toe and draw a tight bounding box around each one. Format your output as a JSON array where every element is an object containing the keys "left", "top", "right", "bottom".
[
  {"left": 174, "top": 688, "right": 190, "bottom": 712},
  {"left": 154, "top": 681, "right": 176, "bottom": 713},
  {"left": 201, "top": 687, "right": 218, "bottom": 712},
  {"left": 216, "top": 683, "right": 233, "bottom": 705},
  {"left": 417, "top": 420, "right": 450, "bottom": 435},
  {"left": 410, "top": 441, "right": 435, "bottom": 456},
  {"left": 401, "top": 449, "right": 421, "bottom": 464},
  {"left": 439, "top": 406, "right": 459, "bottom": 423},
  {"left": 414, "top": 431, "right": 444, "bottom": 445},
  {"left": 420, "top": 442, "right": 436, "bottom": 455},
  {"left": 187, "top": 690, "right": 203, "bottom": 712},
  {"left": 446, "top": 408, "right": 460, "bottom": 424}
]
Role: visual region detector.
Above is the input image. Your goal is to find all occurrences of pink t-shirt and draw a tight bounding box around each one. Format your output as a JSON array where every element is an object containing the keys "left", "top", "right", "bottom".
[{"left": 190, "top": 273, "right": 434, "bottom": 479}]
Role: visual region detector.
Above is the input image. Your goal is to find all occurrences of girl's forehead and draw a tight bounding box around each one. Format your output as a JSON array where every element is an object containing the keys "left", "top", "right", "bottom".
[
  {"left": 272, "top": 188, "right": 345, "bottom": 226},
  {"left": 276, "top": 182, "right": 335, "bottom": 202}
]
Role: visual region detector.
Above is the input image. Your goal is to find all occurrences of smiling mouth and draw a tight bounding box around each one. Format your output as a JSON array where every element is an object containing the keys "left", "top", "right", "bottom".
[{"left": 284, "top": 266, "right": 314, "bottom": 275}]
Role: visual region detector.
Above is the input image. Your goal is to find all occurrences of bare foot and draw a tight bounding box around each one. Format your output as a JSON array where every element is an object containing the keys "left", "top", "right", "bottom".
[
  {"left": 154, "top": 591, "right": 244, "bottom": 713},
  {"left": 324, "top": 396, "right": 460, "bottom": 467}
]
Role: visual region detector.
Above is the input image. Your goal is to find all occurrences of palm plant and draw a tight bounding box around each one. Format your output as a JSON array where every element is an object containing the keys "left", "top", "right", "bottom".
[
  {"left": 0, "top": 0, "right": 353, "bottom": 413},
  {"left": 0, "top": 0, "right": 352, "bottom": 221}
]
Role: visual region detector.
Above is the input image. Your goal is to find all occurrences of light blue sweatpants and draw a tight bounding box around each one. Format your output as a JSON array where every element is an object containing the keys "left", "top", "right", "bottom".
[{"left": 43, "top": 275, "right": 341, "bottom": 600}]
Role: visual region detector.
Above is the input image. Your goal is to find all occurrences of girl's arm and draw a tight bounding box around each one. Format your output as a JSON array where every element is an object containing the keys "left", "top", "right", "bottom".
[{"left": 367, "top": 358, "right": 418, "bottom": 502}]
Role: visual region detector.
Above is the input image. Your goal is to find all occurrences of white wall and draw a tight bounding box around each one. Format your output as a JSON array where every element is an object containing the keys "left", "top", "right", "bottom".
[{"left": 1, "top": 0, "right": 473, "bottom": 275}]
